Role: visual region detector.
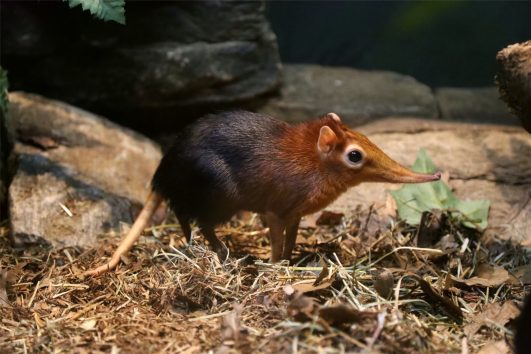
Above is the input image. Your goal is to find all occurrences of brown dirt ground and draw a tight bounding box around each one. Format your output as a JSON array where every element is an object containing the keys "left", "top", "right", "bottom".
[{"left": 0, "top": 209, "right": 529, "bottom": 353}]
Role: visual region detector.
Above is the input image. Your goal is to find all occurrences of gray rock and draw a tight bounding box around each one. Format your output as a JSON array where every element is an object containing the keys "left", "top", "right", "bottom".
[
  {"left": 0, "top": 108, "right": 14, "bottom": 221},
  {"left": 435, "top": 87, "right": 520, "bottom": 125},
  {"left": 324, "top": 118, "right": 531, "bottom": 244},
  {"left": 8, "top": 92, "right": 161, "bottom": 248},
  {"left": 2, "top": 2, "right": 281, "bottom": 122},
  {"left": 258, "top": 64, "right": 438, "bottom": 126}
]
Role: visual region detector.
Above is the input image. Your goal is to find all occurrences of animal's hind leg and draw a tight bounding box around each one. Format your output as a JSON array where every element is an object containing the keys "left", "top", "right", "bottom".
[
  {"left": 265, "top": 212, "right": 286, "bottom": 263},
  {"left": 177, "top": 215, "right": 192, "bottom": 243},
  {"left": 199, "top": 223, "right": 229, "bottom": 261}
]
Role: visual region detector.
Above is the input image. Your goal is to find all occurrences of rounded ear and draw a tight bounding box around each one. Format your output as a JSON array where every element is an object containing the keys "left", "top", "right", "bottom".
[
  {"left": 326, "top": 112, "right": 341, "bottom": 123},
  {"left": 317, "top": 126, "right": 337, "bottom": 154}
]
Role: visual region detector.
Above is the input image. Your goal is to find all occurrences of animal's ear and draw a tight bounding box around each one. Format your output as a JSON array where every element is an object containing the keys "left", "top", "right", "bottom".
[{"left": 317, "top": 125, "right": 337, "bottom": 154}]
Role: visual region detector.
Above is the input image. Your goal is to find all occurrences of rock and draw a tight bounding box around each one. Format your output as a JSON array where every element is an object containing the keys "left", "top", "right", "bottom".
[
  {"left": 1, "top": 2, "right": 281, "bottom": 130},
  {"left": 435, "top": 87, "right": 520, "bottom": 125},
  {"left": 258, "top": 64, "right": 437, "bottom": 126},
  {"left": 8, "top": 92, "right": 161, "bottom": 248},
  {"left": 496, "top": 41, "right": 531, "bottom": 132},
  {"left": 0, "top": 68, "right": 14, "bottom": 221},
  {"left": 326, "top": 118, "right": 530, "bottom": 243},
  {"left": 0, "top": 108, "right": 13, "bottom": 221}
]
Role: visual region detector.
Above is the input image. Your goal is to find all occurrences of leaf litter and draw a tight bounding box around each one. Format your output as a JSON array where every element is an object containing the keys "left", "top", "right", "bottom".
[{"left": 0, "top": 198, "right": 529, "bottom": 353}]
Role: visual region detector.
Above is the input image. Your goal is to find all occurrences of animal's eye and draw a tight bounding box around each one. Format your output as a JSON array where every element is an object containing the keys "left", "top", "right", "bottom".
[{"left": 347, "top": 150, "right": 363, "bottom": 164}]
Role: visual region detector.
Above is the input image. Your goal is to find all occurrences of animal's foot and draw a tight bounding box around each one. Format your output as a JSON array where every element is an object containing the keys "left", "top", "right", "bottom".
[
  {"left": 83, "top": 263, "right": 113, "bottom": 276},
  {"left": 215, "top": 243, "right": 230, "bottom": 263},
  {"left": 83, "top": 256, "right": 121, "bottom": 276}
]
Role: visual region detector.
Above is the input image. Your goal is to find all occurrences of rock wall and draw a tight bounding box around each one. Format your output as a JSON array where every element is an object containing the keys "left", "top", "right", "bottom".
[
  {"left": 2, "top": 2, "right": 522, "bottom": 133},
  {"left": 259, "top": 64, "right": 438, "bottom": 125},
  {"left": 258, "top": 64, "right": 519, "bottom": 127},
  {"left": 2, "top": 1, "right": 281, "bottom": 132}
]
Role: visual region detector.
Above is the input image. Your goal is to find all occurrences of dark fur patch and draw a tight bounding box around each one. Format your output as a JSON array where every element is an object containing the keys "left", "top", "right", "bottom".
[{"left": 151, "top": 111, "right": 290, "bottom": 226}]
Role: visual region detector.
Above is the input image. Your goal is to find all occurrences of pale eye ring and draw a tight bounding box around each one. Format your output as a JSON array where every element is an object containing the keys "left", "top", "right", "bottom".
[{"left": 347, "top": 149, "right": 363, "bottom": 164}]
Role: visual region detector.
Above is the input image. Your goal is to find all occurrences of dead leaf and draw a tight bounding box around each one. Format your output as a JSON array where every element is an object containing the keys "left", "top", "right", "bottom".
[
  {"left": 316, "top": 211, "right": 344, "bottom": 226},
  {"left": 6, "top": 261, "right": 28, "bottom": 283},
  {"left": 221, "top": 303, "right": 246, "bottom": 343},
  {"left": 476, "top": 341, "right": 509, "bottom": 354},
  {"left": 318, "top": 304, "right": 376, "bottom": 326},
  {"left": 314, "top": 258, "right": 330, "bottom": 285},
  {"left": 458, "top": 264, "right": 510, "bottom": 288},
  {"left": 509, "top": 264, "right": 531, "bottom": 285},
  {"left": 381, "top": 194, "right": 397, "bottom": 219},
  {"left": 464, "top": 301, "right": 520, "bottom": 337},
  {"left": 434, "top": 234, "right": 459, "bottom": 253},
  {"left": 80, "top": 319, "right": 97, "bottom": 331},
  {"left": 292, "top": 258, "right": 336, "bottom": 294},
  {"left": 374, "top": 269, "right": 394, "bottom": 299},
  {"left": 287, "top": 294, "right": 319, "bottom": 322},
  {"left": 409, "top": 273, "right": 463, "bottom": 322},
  {"left": 292, "top": 278, "right": 334, "bottom": 294}
]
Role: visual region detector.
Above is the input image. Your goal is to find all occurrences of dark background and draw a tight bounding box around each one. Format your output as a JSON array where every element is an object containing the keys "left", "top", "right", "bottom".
[{"left": 267, "top": 1, "right": 531, "bottom": 87}]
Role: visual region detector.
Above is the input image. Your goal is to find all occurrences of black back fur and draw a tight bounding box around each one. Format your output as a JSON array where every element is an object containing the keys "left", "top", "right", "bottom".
[{"left": 151, "top": 111, "right": 290, "bottom": 226}]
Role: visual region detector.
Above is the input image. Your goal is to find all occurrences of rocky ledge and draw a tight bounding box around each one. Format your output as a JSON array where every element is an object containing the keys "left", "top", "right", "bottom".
[
  {"left": 6, "top": 93, "right": 530, "bottom": 248},
  {"left": 8, "top": 92, "right": 161, "bottom": 248}
]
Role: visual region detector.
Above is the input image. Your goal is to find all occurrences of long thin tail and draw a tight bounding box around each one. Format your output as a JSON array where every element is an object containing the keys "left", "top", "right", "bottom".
[{"left": 84, "top": 191, "right": 164, "bottom": 276}]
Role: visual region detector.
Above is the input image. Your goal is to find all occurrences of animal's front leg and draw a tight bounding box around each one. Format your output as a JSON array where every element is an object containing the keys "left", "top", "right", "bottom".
[
  {"left": 282, "top": 217, "right": 301, "bottom": 261},
  {"left": 265, "top": 212, "right": 286, "bottom": 263}
]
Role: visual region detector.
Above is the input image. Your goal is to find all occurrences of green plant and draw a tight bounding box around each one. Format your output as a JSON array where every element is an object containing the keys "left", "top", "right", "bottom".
[
  {"left": 390, "top": 149, "right": 490, "bottom": 231},
  {"left": 67, "top": 0, "right": 126, "bottom": 25}
]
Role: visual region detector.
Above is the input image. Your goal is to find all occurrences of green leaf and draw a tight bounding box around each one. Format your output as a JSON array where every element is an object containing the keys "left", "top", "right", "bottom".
[
  {"left": 452, "top": 199, "right": 490, "bottom": 231},
  {"left": 67, "top": 0, "right": 126, "bottom": 25},
  {"left": 390, "top": 149, "right": 490, "bottom": 231},
  {"left": 411, "top": 148, "right": 437, "bottom": 173}
]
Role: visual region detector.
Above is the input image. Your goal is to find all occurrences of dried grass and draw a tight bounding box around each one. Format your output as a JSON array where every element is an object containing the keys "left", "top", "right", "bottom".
[{"left": 0, "top": 209, "right": 528, "bottom": 353}]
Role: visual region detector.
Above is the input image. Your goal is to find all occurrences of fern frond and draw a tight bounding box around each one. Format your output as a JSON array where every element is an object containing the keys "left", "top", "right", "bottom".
[{"left": 67, "top": 0, "right": 126, "bottom": 25}]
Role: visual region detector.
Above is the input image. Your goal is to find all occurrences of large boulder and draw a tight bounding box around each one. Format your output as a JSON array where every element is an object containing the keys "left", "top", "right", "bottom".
[
  {"left": 435, "top": 87, "right": 520, "bottom": 125},
  {"left": 496, "top": 41, "right": 531, "bottom": 132},
  {"left": 258, "top": 64, "right": 438, "bottom": 126},
  {"left": 2, "top": 2, "right": 281, "bottom": 130},
  {"left": 327, "top": 118, "right": 530, "bottom": 244},
  {"left": 8, "top": 92, "right": 161, "bottom": 248}
]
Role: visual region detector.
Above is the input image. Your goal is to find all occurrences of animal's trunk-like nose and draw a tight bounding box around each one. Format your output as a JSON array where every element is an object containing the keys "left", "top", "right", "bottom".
[
  {"left": 385, "top": 167, "right": 441, "bottom": 183},
  {"left": 370, "top": 145, "right": 441, "bottom": 184}
]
